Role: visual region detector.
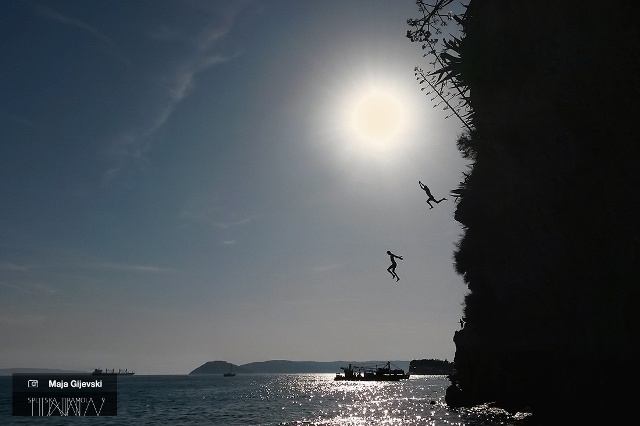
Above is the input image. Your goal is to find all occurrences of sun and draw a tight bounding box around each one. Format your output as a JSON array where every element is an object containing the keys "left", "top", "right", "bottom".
[
  {"left": 333, "top": 78, "right": 417, "bottom": 164},
  {"left": 308, "top": 56, "right": 424, "bottom": 173},
  {"left": 352, "top": 92, "right": 401, "bottom": 141}
]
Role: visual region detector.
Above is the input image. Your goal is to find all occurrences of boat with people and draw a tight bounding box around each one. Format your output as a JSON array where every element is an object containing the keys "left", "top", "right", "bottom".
[
  {"left": 92, "top": 368, "right": 135, "bottom": 376},
  {"left": 334, "top": 362, "right": 410, "bottom": 381}
]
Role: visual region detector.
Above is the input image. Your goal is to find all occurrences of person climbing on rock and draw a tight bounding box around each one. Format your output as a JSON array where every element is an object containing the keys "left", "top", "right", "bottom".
[
  {"left": 419, "top": 181, "right": 446, "bottom": 209},
  {"left": 386, "top": 250, "right": 403, "bottom": 281}
]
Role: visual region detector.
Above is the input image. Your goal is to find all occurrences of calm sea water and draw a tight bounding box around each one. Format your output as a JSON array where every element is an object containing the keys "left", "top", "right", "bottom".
[{"left": 0, "top": 374, "right": 533, "bottom": 425}]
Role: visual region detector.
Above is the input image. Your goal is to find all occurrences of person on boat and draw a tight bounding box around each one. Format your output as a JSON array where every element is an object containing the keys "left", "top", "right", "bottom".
[
  {"left": 419, "top": 181, "right": 446, "bottom": 209},
  {"left": 386, "top": 250, "right": 403, "bottom": 281}
]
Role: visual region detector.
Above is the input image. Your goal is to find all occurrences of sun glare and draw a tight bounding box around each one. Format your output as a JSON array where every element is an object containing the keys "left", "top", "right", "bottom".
[
  {"left": 353, "top": 93, "right": 400, "bottom": 141},
  {"left": 331, "top": 78, "right": 418, "bottom": 165},
  {"left": 309, "top": 51, "right": 425, "bottom": 174}
]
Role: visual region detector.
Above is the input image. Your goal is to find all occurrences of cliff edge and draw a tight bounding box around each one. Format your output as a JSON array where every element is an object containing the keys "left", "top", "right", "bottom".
[{"left": 418, "top": 0, "right": 640, "bottom": 421}]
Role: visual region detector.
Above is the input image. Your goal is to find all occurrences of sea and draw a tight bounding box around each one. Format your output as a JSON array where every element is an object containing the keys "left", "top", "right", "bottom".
[{"left": 0, "top": 374, "right": 534, "bottom": 425}]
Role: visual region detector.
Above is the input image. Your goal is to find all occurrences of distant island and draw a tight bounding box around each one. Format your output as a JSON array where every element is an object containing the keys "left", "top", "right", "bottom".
[
  {"left": 189, "top": 359, "right": 452, "bottom": 375},
  {"left": 408, "top": 359, "right": 454, "bottom": 375}
]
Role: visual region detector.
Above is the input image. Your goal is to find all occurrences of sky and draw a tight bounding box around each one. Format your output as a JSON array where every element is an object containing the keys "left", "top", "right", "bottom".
[{"left": 1, "top": 0, "right": 470, "bottom": 374}]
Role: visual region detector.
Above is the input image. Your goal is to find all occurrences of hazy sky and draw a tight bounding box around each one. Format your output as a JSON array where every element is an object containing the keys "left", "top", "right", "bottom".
[{"left": 1, "top": 0, "right": 470, "bottom": 374}]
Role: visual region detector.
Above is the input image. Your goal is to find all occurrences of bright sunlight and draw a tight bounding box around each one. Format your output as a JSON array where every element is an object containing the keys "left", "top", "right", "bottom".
[
  {"left": 341, "top": 82, "right": 412, "bottom": 159},
  {"left": 309, "top": 50, "right": 428, "bottom": 175},
  {"left": 353, "top": 93, "right": 400, "bottom": 141},
  {"left": 324, "top": 74, "right": 424, "bottom": 169}
]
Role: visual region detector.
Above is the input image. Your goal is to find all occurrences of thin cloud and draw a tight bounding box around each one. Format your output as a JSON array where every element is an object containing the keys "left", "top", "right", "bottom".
[
  {"left": 18, "top": 1, "right": 227, "bottom": 187},
  {"left": 100, "top": 58, "right": 232, "bottom": 184},
  {"left": 1, "top": 257, "right": 175, "bottom": 276},
  {"left": 102, "top": 6, "right": 242, "bottom": 185},
  {"left": 90, "top": 263, "right": 179, "bottom": 274},
  {"left": 170, "top": 55, "right": 229, "bottom": 102},
  {"left": 21, "top": 0, "right": 132, "bottom": 67},
  {"left": 213, "top": 217, "right": 252, "bottom": 229},
  {"left": 180, "top": 194, "right": 254, "bottom": 229},
  {"left": 23, "top": 0, "right": 109, "bottom": 41},
  {"left": 185, "top": 0, "right": 255, "bottom": 51},
  {"left": 1, "top": 281, "right": 57, "bottom": 295}
]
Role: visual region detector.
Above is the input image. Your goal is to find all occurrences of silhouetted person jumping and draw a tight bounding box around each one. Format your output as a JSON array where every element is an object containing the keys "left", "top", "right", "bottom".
[
  {"left": 386, "top": 250, "right": 403, "bottom": 281},
  {"left": 419, "top": 181, "right": 446, "bottom": 209}
]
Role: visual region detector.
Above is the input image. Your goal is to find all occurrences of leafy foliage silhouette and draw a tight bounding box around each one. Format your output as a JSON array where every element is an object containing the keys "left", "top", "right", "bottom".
[
  {"left": 407, "top": 0, "right": 472, "bottom": 131},
  {"left": 409, "top": 0, "right": 640, "bottom": 421}
]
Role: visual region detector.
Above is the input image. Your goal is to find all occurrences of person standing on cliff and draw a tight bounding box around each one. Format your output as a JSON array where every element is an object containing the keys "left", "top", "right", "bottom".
[
  {"left": 419, "top": 181, "right": 446, "bottom": 209},
  {"left": 386, "top": 250, "right": 403, "bottom": 281}
]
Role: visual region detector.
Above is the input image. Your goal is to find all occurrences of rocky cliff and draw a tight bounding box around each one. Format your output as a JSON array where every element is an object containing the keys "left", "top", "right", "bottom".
[{"left": 424, "top": 0, "right": 640, "bottom": 421}]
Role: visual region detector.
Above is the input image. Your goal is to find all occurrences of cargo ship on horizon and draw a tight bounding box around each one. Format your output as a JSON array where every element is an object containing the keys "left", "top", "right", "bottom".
[{"left": 91, "top": 368, "right": 134, "bottom": 376}]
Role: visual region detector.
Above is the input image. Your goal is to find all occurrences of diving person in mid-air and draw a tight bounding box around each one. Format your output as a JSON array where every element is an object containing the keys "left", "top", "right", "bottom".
[
  {"left": 386, "top": 250, "right": 403, "bottom": 282},
  {"left": 419, "top": 181, "right": 446, "bottom": 209}
]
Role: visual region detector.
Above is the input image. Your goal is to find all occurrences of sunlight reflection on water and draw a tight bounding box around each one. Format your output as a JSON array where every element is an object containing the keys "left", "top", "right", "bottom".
[
  {"left": 253, "top": 374, "right": 468, "bottom": 425},
  {"left": 0, "top": 374, "right": 531, "bottom": 425}
]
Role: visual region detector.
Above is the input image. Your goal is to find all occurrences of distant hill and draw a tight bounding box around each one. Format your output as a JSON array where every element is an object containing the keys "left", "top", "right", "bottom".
[
  {"left": 0, "top": 368, "right": 89, "bottom": 376},
  {"left": 189, "top": 361, "right": 252, "bottom": 375},
  {"left": 409, "top": 359, "right": 454, "bottom": 375},
  {"left": 189, "top": 360, "right": 412, "bottom": 375}
]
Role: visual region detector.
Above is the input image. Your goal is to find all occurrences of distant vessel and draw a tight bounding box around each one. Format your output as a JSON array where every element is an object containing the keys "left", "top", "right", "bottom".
[
  {"left": 334, "top": 362, "right": 409, "bottom": 381},
  {"left": 223, "top": 365, "right": 236, "bottom": 377},
  {"left": 92, "top": 368, "right": 135, "bottom": 376}
]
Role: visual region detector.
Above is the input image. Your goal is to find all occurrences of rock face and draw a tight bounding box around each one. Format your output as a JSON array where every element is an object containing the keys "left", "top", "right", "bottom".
[{"left": 442, "top": 0, "right": 640, "bottom": 420}]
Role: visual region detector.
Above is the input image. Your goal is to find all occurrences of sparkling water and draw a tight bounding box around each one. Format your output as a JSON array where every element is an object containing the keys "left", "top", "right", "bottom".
[{"left": 0, "top": 374, "right": 532, "bottom": 425}]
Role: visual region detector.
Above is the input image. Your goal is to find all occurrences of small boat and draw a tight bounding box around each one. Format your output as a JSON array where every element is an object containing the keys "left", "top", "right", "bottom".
[
  {"left": 92, "top": 368, "right": 135, "bottom": 376},
  {"left": 223, "top": 365, "right": 236, "bottom": 377},
  {"left": 334, "top": 362, "right": 409, "bottom": 381}
]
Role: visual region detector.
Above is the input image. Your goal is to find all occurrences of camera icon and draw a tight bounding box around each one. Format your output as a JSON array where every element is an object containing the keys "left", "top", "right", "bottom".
[{"left": 27, "top": 380, "right": 38, "bottom": 388}]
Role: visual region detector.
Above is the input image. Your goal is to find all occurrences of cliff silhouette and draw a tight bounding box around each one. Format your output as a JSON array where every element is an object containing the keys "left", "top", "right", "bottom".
[{"left": 410, "top": 0, "right": 639, "bottom": 421}]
